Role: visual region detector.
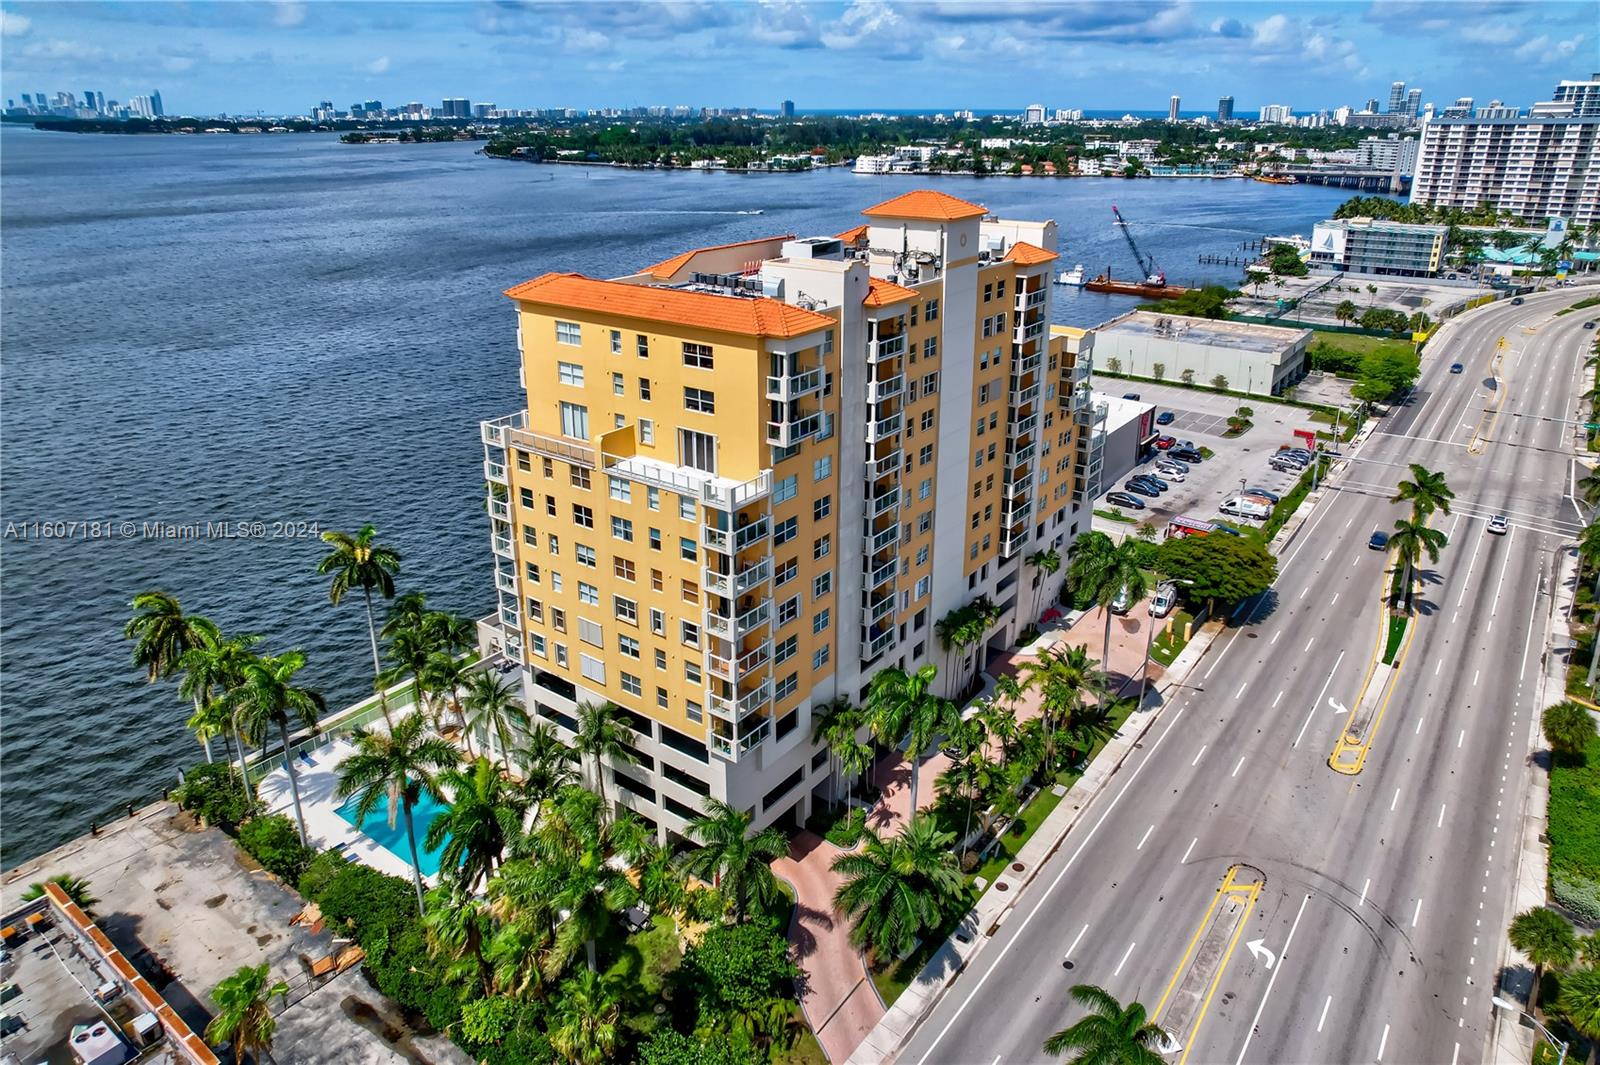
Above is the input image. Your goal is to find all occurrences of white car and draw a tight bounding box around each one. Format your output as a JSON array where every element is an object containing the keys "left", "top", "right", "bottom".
[
  {"left": 1487, "top": 514, "right": 1509, "bottom": 535},
  {"left": 1155, "top": 465, "right": 1187, "bottom": 482},
  {"left": 1148, "top": 582, "right": 1178, "bottom": 618}
]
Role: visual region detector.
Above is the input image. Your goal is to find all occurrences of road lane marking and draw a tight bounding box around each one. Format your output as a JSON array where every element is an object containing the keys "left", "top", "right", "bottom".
[
  {"left": 1520, "top": 571, "right": 1543, "bottom": 682},
  {"left": 1154, "top": 866, "right": 1263, "bottom": 1065},
  {"left": 1234, "top": 682, "right": 1248, "bottom": 699},
  {"left": 1378, "top": 1023, "right": 1390, "bottom": 1061},
  {"left": 1299, "top": 587, "right": 1308, "bottom": 600},
  {"left": 1182, "top": 837, "right": 1197, "bottom": 864},
  {"left": 1114, "top": 940, "right": 1136, "bottom": 976},
  {"left": 1474, "top": 669, "right": 1480, "bottom": 686},
  {"left": 1232, "top": 893, "right": 1311, "bottom": 1065},
  {"left": 1438, "top": 803, "right": 1447, "bottom": 828},
  {"left": 1137, "top": 825, "right": 1155, "bottom": 851},
  {"left": 1066, "top": 923, "right": 1088, "bottom": 959},
  {"left": 1231, "top": 756, "right": 1245, "bottom": 777},
  {"left": 1317, "top": 995, "right": 1332, "bottom": 1033},
  {"left": 1390, "top": 788, "right": 1401, "bottom": 811},
  {"left": 1459, "top": 729, "right": 1466, "bottom": 749},
  {"left": 1330, "top": 593, "right": 1339, "bottom": 608},
  {"left": 1303, "top": 637, "right": 1315, "bottom": 652},
  {"left": 1436, "top": 659, "right": 1443, "bottom": 676},
  {"left": 1455, "top": 527, "right": 1488, "bottom": 608},
  {"left": 1292, "top": 650, "right": 1346, "bottom": 749},
  {"left": 1192, "top": 745, "right": 1207, "bottom": 767},
  {"left": 1412, "top": 898, "right": 1423, "bottom": 928},
  {"left": 1415, "top": 713, "right": 1426, "bottom": 735},
  {"left": 1359, "top": 878, "right": 1369, "bottom": 907},
  {"left": 1270, "top": 630, "right": 1282, "bottom": 645},
  {"left": 1272, "top": 690, "right": 1284, "bottom": 708}
]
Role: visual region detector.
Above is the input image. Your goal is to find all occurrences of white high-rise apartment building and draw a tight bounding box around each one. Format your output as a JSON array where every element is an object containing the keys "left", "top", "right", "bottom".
[
  {"left": 1259, "top": 104, "right": 1293, "bottom": 125},
  {"left": 1411, "top": 74, "right": 1600, "bottom": 226}
]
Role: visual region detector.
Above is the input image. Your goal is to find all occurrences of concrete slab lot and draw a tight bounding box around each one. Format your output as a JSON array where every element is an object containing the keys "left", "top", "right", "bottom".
[
  {"left": 1229, "top": 274, "right": 1480, "bottom": 329},
  {"left": 1094, "top": 378, "right": 1318, "bottom": 530}
]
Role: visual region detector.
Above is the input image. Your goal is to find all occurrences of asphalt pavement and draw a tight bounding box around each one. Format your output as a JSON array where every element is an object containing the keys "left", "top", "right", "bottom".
[{"left": 894, "top": 287, "right": 1596, "bottom": 1065}]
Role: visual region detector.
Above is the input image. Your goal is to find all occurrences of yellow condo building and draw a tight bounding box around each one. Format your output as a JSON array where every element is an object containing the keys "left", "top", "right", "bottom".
[{"left": 478, "top": 189, "right": 1096, "bottom": 840}]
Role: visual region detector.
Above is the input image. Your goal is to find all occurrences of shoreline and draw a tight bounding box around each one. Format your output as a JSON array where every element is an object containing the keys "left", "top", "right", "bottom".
[{"left": 483, "top": 153, "right": 1277, "bottom": 181}]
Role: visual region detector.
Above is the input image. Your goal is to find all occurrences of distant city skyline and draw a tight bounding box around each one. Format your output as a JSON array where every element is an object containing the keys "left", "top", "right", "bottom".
[{"left": 0, "top": 0, "right": 1588, "bottom": 116}]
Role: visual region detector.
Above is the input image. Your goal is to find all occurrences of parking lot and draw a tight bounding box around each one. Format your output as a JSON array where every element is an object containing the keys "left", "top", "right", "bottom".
[{"left": 1092, "top": 379, "right": 1319, "bottom": 535}]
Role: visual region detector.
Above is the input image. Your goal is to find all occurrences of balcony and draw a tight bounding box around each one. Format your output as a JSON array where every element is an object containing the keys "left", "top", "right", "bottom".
[
  {"left": 1012, "top": 319, "right": 1045, "bottom": 345},
  {"left": 601, "top": 453, "right": 771, "bottom": 511},
  {"left": 868, "top": 487, "right": 900, "bottom": 518},
  {"left": 1004, "top": 473, "right": 1034, "bottom": 500},
  {"left": 862, "top": 593, "right": 896, "bottom": 626},
  {"left": 765, "top": 367, "right": 823, "bottom": 402},
  {"left": 705, "top": 639, "right": 772, "bottom": 683},
  {"left": 703, "top": 558, "right": 772, "bottom": 598},
  {"left": 1004, "top": 499, "right": 1033, "bottom": 528},
  {"left": 862, "top": 627, "right": 897, "bottom": 660},
  {"left": 481, "top": 411, "right": 526, "bottom": 448},
  {"left": 703, "top": 597, "right": 772, "bottom": 641},
  {"left": 1008, "top": 442, "right": 1036, "bottom": 468},
  {"left": 703, "top": 518, "right": 771, "bottom": 554},
  {"left": 1009, "top": 380, "right": 1041, "bottom": 406},
  {"left": 495, "top": 568, "right": 517, "bottom": 594},
  {"left": 1012, "top": 351, "right": 1042, "bottom": 378},
  {"left": 865, "top": 412, "right": 903, "bottom": 444},
  {"left": 708, "top": 680, "right": 773, "bottom": 722},
  {"left": 863, "top": 557, "right": 898, "bottom": 591},
  {"left": 866, "top": 523, "right": 900, "bottom": 554},
  {"left": 766, "top": 411, "right": 822, "bottom": 448},
  {"left": 492, "top": 535, "right": 515, "bottom": 560},
  {"left": 1000, "top": 527, "right": 1030, "bottom": 557},
  {"left": 867, "top": 334, "right": 907, "bottom": 364},
  {"left": 484, "top": 459, "right": 508, "bottom": 486},
  {"left": 866, "top": 447, "right": 903, "bottom": 481},
  {"left": 488, "top": 497, "right": 511, "bottom": 522},
  {"left": 1071, "top": 361, "right": 1091, "bottom": 384},
  {"left": 499, "top": 604, "right": 521, "bottom": 630},
  {"left": 866, "top": 374, "right": 904, "bottom": 404},
  {"left": 1009, "top": 413, "right": 1039, "bottom": 439},
  {"left": 1015, "top": 288, "right": 1046, "bottom": 312}
]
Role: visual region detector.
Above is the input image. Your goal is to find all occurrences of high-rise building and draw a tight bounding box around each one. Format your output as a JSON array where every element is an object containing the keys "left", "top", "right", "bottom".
[
  {"left": 441, "top": 97, "right": 471, "bottom": 119},
  {"left": 1022, "top": 103, "right": 1046, "bottom": 125},
  {"left": 1387, "top": 81, "right": 1407, "bottom": 115},
  {"left": 1217, "top": 96, "right": 1234, "bottom": 123},
  {"left": 1365, "top": 97, "right": 1381, "bottom": 114},
  {"left": 1476, "top": 101, "right": 1522, "bottom": 120},
  {"left": 1411, "top": 75, "right": 1599, "bottom": 227},
  {"left": 1440, "top": 97, "right": 1475, "bottom": 119},
  {"left": 149, "top": 91, "right": 163, "bottom": 117},
  {"left": 780, "top": 99, "right": 795, "bottom": 119},
  {"left": 476, "top": 190, "right": 1092, "bottom": 838},
  {"left": 1259, "top": 104, "right": 1293, "bottom": 124},
  {"left": 1548, "top": 73, "right": 1600, "bottom": 116},
  {"left": 1168, "top": 96, "right": 1181, "bottom": 122}
]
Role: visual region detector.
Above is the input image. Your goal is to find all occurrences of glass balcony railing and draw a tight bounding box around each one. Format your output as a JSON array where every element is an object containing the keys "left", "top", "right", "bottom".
[
  {"left": 765, "top": 368, "right": 823, "bottom": 402},
  {"left": 492, "top": 535, "right": 514, "bottom": 559},
  {"left": 867, "top": 334, "right": 907, "bottom": 364},
  {"left": 766, "top": 412, "right": 822, "bottom": 448},
  {"left": 866, "top": 448, "right": 902, "bottom": 480},
  {"left": 868, "top": 487, "right": 900, "bottom": 518},
  {"left": 866, "top": 373, "right": 904, "bottom": 404},
  {"left": 863, "top": 627, "right": 897, "bottom": 660},
  {"left": 866, "top": 524, "right": 900, "bottom": 554},
  {"left": 1012, "top": 319, "right": 1045, "bottom": 345},
  {"left": 484, "top": 460, "right": 508, "bottom": 485},
  {"left": 1009, "top": 413, "right": 1039, "bottom": 439},
  {"left": 863, "top": 558, "right": 898, "bottom": 591},
  {"left": 866, "top": 412, "right": 903, "bottom": 443},
  {"left": 705, "top": 640, "right": 772, "bottom": 683},
  {"left": 1015, "top": 288, "right": 1046, "bottom": 312},
  {"left": 708, "top": 681, "right": 773, "bottom": 722},
  {"left": 1007, "top": 442, "right": 1036, "bottom": 468},
  {"left": 862, "top": 594, "right": 896, "bottom": 626},
  {"left": 703, "top": 558, "right": 772, "bottom": 598}
]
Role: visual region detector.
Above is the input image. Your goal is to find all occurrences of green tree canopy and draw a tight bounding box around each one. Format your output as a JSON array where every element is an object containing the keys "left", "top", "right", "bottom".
[{"left": 1156, "top": 535, "right": 1278, "bottom": 610}]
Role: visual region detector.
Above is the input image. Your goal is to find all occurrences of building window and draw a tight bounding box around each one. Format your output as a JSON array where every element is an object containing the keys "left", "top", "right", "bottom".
[
  {"left": 654, "top": 647, "right": 667, "bottom": 669},
  {"left": 813, "top": 645, "right": 831, "bottom": 670},
  {"left": 682, "top": 341, "right": 714, "bottom": 369},
  {"left": 614, "top": 596, "right": 638, "bottom": 624},
  {"left": 775, "top": 558, "right": 797, "bottom": 585},
  {"left": 556, "top": 321, "right": 581, "bottom": 346},
  {"left": 685, "top": 700, "right": 703, "bottom": 723},
  {"left": 618, "top": 635, "right": 640, "bottom": 658},
  {"left": 921, "top": 410, "right": 935, "bottom": 432},
  {"left": 578, "top": 582, "right": 599, "bottom": 606},
  {"left": 920, "top": 444, "right": 934, "bottom": 466},
  {"left": 774, "top": 517, "right": 797, "bottom": 545},
  {"left": 774, "top": 475, "right": 798, "bottom": 503},
  {"left": 557, "top": 361, "right": 585, "bottom": 387},
  {"left": 778, "top": 597, "right": 799, "bottom": 625},
  {"left": 926, "top": 299, "right": 939, "bottom": 320},
  {"left": 517, "top": 452, "right": 531, "bottom": 473},
  {"left": 573, "top": 504, "right": 594, "bottom": 529},
  {"left": 636, "top": 334, "right": 649, "bottom": 358},
  {"left": 525, "top": 598, "right": 544, "bottom": 622},
  {"left": 684, "top": 660, "right": 701, "bottom": 684},
  {"left": 775, "top": 672, "right": 798, "bottom": 702},
  {"left": 530, "top": 633, "right": 547, "bottom": 658},
  {"left": 607, "top": 477, "right": 630, "bottom": 503},
  {"left": 920, "top": 477, "right": 932, "bottom": 500},
  {"left": 916, "top": 545, "right": 929, "bottom": 566},
  {"left": 575, "top": 544, "right": 597, "bottom": 567},
  {"left": 610, "top": 329, "right": 622, "bottom": 354},
  {"left": 650, "top": 609, "right": 665, "bottom": 636},
  {"left": 525, "top": 561, "right": 541, "bottom": 583},
  {"left": 813, "top": 535, "right": 831, "bottom": 560},
  {"left": 678, "top": 495, "right": 695, "bottom": 521},
  {"left": 813, "top": 572, "right": 832, "bottom": 599},
  {"left": 559, "top": 401, "right": 588, "bottom": 441},
  {"left": 657, "top": 686, "right": 669, "bottom": 710},
  {"left": 639, "top": 419, "right": 655, "bottom": 446},
  {"left": 813, "top": 495, "right": 831, "bottom": 521},
  {"left": 684, "top": 387, "right": 716, "bottom": 414},
  {"left": 814, "top": 455, "right": 832, "bottom": 481},
  {"left": 681, "top": 580, "right": 699, "bottom": 605},
  {"left": 579, "top": 653, "right": 605, "bottom": 683},
  {"left": 922, "top": 372, "right": 939, "bottom": 394},
  {"left": 639, "top": 378, "right": 652, "bottom": 401},
  {"left": 923, "top": 337, "right": 937, "bottom": 360},
  {"left": 612, "top": 517, "right": 634, "bottom": 542},
  {"left": 548, "top": 534, "right": 560, "bottom": 556},
  {"left": 774, "top": 635, "right": 798, "bottom": 663},
  {"left": 555, "top": 643, "right": 568, "bottom": 667},
  {"left": 678, "top": 429, "right": 716, "bottom": 474},
  {"left": 620, "top": 672, "right": 642, "bottom": 697},
  {"left": 813, "top": 609, "right": 830, "bottom": 634},
  {"left": 614, "top": 557, "right": 635, "bottom": 581},
  {"left": 612, "top": 372, "right": 625, "bottom": 396},
  {"left": 679, "top": 537, "right": 698, "bottom": 562},
  {"left": 915, "top": 575, "right": 932, "bottom": 599},
  {"left": 650, "top": 569, "right": 664, "bottom": 592},
  {"left": 649, "top": 528, "right": 662, "bottom": 551},
  {"left": 681, "top": 620, "right": 700, "bottom": 646},
  {"left": 645, "top": 486, "right": 660, "bottom": 511}
]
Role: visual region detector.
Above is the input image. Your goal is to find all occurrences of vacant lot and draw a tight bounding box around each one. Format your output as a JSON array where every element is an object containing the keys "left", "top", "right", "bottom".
[{"left": 1309, "top": 330, "right": 1415, "bottom": 360}]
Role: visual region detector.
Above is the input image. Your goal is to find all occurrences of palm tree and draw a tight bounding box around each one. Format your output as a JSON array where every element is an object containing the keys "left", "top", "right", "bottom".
[
  {"left": 549, "top": 968, "right": 622, "bottom": 1064},
  {"left": 316, "top": 525, "right": 402, "bottom": 709},
  {"left": 179, "top": 634, "right": 263, "bottom": 809},
  {"left": 382, "top": 590, "right": 429, "bottom": 641},
  {"left": 336, "top": 712, "right": 459, "bottom": 914},
  {"left": 21, "top": 874, "right": 99, "bottom": 916},
  {"left": 1543, "top": 701, "right": 1599, "bottom": 759},
  {"left": 1069, "top": 533, "right": 1147, "bottom": 686},
  {"left": 1388, "top": 517, "right": 1448, "bottom": 613},
  {"left": 421, "top": 885, "right": 494, "bottom": 997},
  {"left": 1023, "top": 644, "right": 1107, "bottom": 769},
  {"left": 1026, "top": 548, "right": 1063, "bottom": 623},
  {"left": 832, "top": 815, "right": 965, "bottom": 961},
  {"left": 1042, "top": 984, "right": 1168, "bottom": 1063},
  {"left": 813, "top": 699, "right": 866, "bottom": 807},
  {"left": 125, "top": 591, "right": 221, "bottom": 760},
  {"left": 1391, "top": 464, "right": 1454, "bottom": 520},
  {"left": 1580, "top": 466, "right": 1600, "bottom": 510},
  {"left": 531, "top": 788, "right": 644, "bottom": 973},
  {"left": 571, "top": 701, "right": 635, "bottom": 817},
  {"left": 678, "top": 798, "right": 788, "bottom": 921},
  {"left": 427, "top": 756, "right": 526, "bottom": 892},
  {"left": 421, "top": 650, "right": 472, "bottom": 753},
  {"left": 463, "top": 670, "right": 529, "bottom": 773},
  {"left": 936, "top": 744, "right": 999, "bottom": 856},
  {"left": 1509, "top": 907, "right": 1578, "bottom": 1011},
  {"left": 1556, "top": 965, "right": 1600, "bottom": 1059},
  {"left": 866, "top": 664, "right": 946, "bottom": 815},
  {"left": 225, "top": 651, "right": 326, "bottom": 846},
  {"left": 204, "top": 963, "right": 288, "bottom": 1064},
  {"left": 1060, "top": 695, "right": 1121, "bottom": 765},
  {"left": 513, "top": 724, "right": 579, "bottom": 830}
]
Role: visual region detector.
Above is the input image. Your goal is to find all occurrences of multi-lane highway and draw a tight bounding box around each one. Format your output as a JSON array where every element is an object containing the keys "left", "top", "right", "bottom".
[{"left": 897, "top": 287, "right": 1597, "bottom": 1065}]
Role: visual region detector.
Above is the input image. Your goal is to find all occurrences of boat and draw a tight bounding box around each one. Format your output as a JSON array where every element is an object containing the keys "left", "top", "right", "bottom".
[
  {"left": 1253, "top": 174, "right": 1298, "bottom": 185},
  {"left": 1055, "top": 264, "right": 1086, "bottom": 286},
  {"left": 1085, "top": 270, "right": 1190, "bottom": 299}
]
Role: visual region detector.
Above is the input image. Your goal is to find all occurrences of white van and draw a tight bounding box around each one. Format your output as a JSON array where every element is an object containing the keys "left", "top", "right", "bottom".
[{"left": 1220, "top": 495, "right": 1271, "bottom": 520}]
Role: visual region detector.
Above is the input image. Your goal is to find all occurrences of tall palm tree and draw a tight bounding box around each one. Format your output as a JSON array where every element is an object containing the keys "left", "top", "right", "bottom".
[
  {"left": 179, "top": 634, "right": 263, "bottom": 808},
  {"left": 1542, "top": 700, "right": 1599, "bottom": 759},
  {"left": 831, "top": 815, "right": 965, "bottom": 961},
  {"left": 204, "top": 963, "right": 288, "bottom": 1064},
  {"left": 1556, "top": 965, "right": 1600, "bottom": 1060},
  {"left": 812, "top": 699, "right": 865, "bottom": 807},
  {"left": 463, "top": 670, "right": 530, "bottom": 773},
  {"left": 1391, "top": 464, "right": 1454, "bottom": 520},
  {"left": 513, "top": 724, "right": 579, "bottom": 831},
  {"left": 1509, "top": 906, "right": 1578, "bottom": 1011},
  {"left": 678, "top": 798, "right": 788, "bottom": 921},
  {"left": 336, "top": 712, "right": 459, "bottom": 915},
  {"left": 571, "top": 701, "right": 635, "bottom": 817},
  {"left": 226, "top": 651, "right": 326, "bottom": 845},
  {"left": 381, "top": 590, "right": 429, "bottom": 641},
  {"left": 427, "top": 756, "right": 527, "bottom": 893},
  {"left": 316, "top": 525, "right": 402, "bottom": 705},
  {"left": 1069, "top": 533, "right": 1147, "bottom": 680},
  {"left": 936, "top": 742, "right": 999, "bottom": 856},
  {"left": 1388, "top": 517, "right": 1448, "bottom": 613},
  {"left": 549, "top": 968, "right": 622, "bottom": 1065},
  {"left": 421, "top": 650, "right": 472, "bottom": 752},
  {"left": 866, "top": 664, "right": 946, "bottom": 815},
  {"left": 421, "top": 886, "right": 494, "bottom": 997},
  {"left": 1023, "top": 644, "right": 1107, "bottom": 768},
  {"left": 484, "top": 857, "right": 558, "bottom": 995},
  {"left": 531, "top": 788, "right": 644, "bottom": 973},
  {"left": 1060, "top": 695, "right": 1121, "bottom": 765},
  {"left": 1026, "top": 548, "right": 1063, "bottom": 622},
  {"left": 126, "top": 591, "right": 221, "bottom": 759},
  {"left": 1042, "top": 984, "right": 1168, "bottom": 1063}
]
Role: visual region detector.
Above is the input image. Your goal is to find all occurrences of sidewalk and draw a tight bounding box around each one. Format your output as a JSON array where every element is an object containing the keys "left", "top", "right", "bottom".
[{"left": 846, "top": 616, "right": 1227, "bottom": 1065}]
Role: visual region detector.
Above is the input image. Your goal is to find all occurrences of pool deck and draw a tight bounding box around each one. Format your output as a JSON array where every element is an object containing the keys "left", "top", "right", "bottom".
[{"left": 257, "top": 741, "right": 441, "bottom": 889}]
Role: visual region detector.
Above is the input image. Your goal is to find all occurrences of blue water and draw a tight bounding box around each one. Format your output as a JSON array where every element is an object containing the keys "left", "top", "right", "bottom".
[
  {"left": 0, "top": 124, "right": 1362, "bottom": 866},
  {"left": 335, "top": 791, "right": 451, "bottom": 878}
]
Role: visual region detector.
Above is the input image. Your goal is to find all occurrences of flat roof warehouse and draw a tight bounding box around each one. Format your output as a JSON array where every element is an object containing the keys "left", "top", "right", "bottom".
[{"left": 1096, "top": 310, "right": 1309, "bottom": 356}]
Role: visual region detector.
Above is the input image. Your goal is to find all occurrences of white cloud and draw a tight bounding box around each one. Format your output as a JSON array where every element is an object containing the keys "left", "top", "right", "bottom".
[
  {"left": 1251, "top": 14, "right": 1291, "bottom": 48},
  {"left": 0, "top": 9, "right": 31, "bottom": 36},
  {"left": 366, "top": 54, "right": 389, "bottom": 74},
  {"left": 1459, "top": 22, "right": 1520, "bottom": 45},
  {"left": 820, "top": 0, "right": 917, "bottom": 57},
  {"left": 271, "top": 2, "right": 306, "bottom": 29},
  {"left": 562, "top": 27, "right": 611, "bottom": 53},
  {"left": 1514, "top": 32, "right": 1584, "bottom": 62},
  {"left": 162, "top": 55, "right": 196, "bottom": 72}
]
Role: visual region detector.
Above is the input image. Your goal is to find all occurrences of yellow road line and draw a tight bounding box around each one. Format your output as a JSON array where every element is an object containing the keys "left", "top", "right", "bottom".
[
  {"left": 1176, "top": 878, "right": 1262, "bottom": 1065},
  {"left": 1151, "top": 866, "right": 1239, "bottom": 1021},
  {"left": 1468, "top": 337, "right": 1509, "bottom": 455},
  {"left": 1331, "top": 605, "right": 1420, "bottom": 775}
]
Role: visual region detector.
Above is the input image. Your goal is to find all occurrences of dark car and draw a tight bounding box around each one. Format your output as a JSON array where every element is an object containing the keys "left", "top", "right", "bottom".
[
  {"left": 1450, "top": 362, "right": 1464, "bottom": 373},
  {"left": 1138, "top": 473, "right": 1170, "bottom": 490},
  {"left": 1511, "top": 297, "right": 1524, "bottom": 305},
  {"left": 1585, "top": 321, "right": 1596, "bottom": 330},
  {"left": 1154, "top": 435, "right": 1176, "bottom": 449},
  {"left": 1170, "top": 447, "right": 1203, "bottom": 463},
  {"left": 1156, "top": 411, "right": 1176, "bottom": 425},
  {"left": 1105, "top": 491, "right": 1146, "bottom": 510},
  {"left": 1123, "top": 392, "right": 1141, "bottom": 401},
  {"left": 1368, "top": 530, "right": 1389, "bottom": 550},
  {"left": 1124, "top": 480, "right": 1160, "bottom": 497},
  {"left": 1243, "top": 487, "right": 1281, "bottom": 504}
]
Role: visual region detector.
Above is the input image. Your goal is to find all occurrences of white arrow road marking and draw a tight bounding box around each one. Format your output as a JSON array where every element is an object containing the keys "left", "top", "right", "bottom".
[
  {"left": 1328, "top": 697, "right": 1349, "bottom": 715},
  {"left": 1246, "top": 939, "right": 1276, "bottom": 969}
]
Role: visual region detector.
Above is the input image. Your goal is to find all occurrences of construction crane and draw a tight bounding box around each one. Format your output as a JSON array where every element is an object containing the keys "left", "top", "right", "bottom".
[{"left": 1111, "top": 205, "right": 1165, "bottom": 286}]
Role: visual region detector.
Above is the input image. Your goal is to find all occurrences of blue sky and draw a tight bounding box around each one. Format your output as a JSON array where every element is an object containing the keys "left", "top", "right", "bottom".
[{"left": 0, "top": 1, "right": 1591, "bottom": 116}]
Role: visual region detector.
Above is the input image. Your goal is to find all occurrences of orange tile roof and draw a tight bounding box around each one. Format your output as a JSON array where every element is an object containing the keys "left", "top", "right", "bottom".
[
  {"left": 642, "top": 234, "right": 794, "bottom": 281},
  {"left": 863, "top": 278, "right": 919, "bottom": 307},
  {"left": 836, "top": 223, "right": 870, "bottom": 245},
  {"left": 505, "top": 273, "right": 836, "bottom": 339},
  {"left": 1004, "top": 241, "right": 1059, "bottom": 265},
  {"left": 862, "top": 189, "right": 988, "bottom": 222}
]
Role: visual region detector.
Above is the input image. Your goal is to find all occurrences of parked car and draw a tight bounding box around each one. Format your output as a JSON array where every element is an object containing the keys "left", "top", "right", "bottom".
[
  {"left": 1158, "top": 457, "right": 1190, "bottom": 473},
  {"left": 1219, "top": 495, "right": 1271, "bottom": 520},
  {"left": 1137, "top": 473, "right": 1170, "bottom": 490},
  {"left": 1105, "top": 491, "right": 1146, "bottom": 510},
  {"left": 1511, "top": 297, "right": 1524, "bottom": 305},
  {"left": 1242, "top": 486, "right": 1281, "bottom": 504},
  {"left": 1156, "top": 411, "right": 1176, "bottom": 425},
  {"left": 1154, "top": 436, "right": 1176, "bottom": 450},
  {"left": 1125, "top": 480, "right": 1160, "bottom": 497},
  {"left": 1110, "top": 583, "right": 1134, "bottom": 615},
  {"left": 1270, "top": 455, "right": 1307, "bottom": 472},
  {"left": 1155, "top": 465, "right": 1187, "bottom": 482},
  {"left": 1170, "top": 447, "right": 1204, "bottom": 463},
  {"left": 1368, "top": 530, "right": 1389, "bottom": 550},
  {"left": 1175, "top": 439, "right": 1198, "bottom": 451},
  {"left": 1488, "top": 514, "right": 1510, "bottom": 535},
  {"left": 1585, "top": 321, "right": 1596, "bottom": 330},
  {"left": 1123, "top": 392, "right": 1141, "bottom": 401},
  {"left": 1450, "top": 362, "right": 1464, "bottom": 373},
  {"left": 1148, "top": 582, "right": 1178, "bottom": 618}
]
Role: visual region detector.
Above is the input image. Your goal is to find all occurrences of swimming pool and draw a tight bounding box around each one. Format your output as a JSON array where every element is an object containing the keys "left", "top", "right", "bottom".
[{"left": 335, "top": 791, "right": 452, "bottom": 879}]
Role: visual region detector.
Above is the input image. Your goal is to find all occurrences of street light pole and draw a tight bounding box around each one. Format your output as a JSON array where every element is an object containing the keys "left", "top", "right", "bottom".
[{"left": 1490, "top": 996, "right": 1568, "bottom": 1065}]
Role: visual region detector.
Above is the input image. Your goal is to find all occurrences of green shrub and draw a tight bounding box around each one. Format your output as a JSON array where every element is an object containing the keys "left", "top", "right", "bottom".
[
  {"left": 237, "top": 816, "right": 312, "bottom": 882},
  {"left": 1552, "top": 871, "right": 1600, "bottom": 925},
  {"left": 825, "top": 808, "right": 866, "bottom": 848},
  {"left": 1548, "top": 732, "right": 1600, "bottom": 884},
  {"left": 639, "top": 1029, "right": 760, "bottom": 1064},
  {"left": 173, "top": 761, "right": 250, "bottom": 832},
  {"left": 297, "top": 849, "right": 347, "bottom": 901},
  {"left": 364, "top": 920, "right": 460, "bottom": 1031},
  {"left": 458, "top": 995, "right": 521, "bottom": 1046},
  {"left": 314, "top": 863, "right": 417, "bottom": 944}
]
